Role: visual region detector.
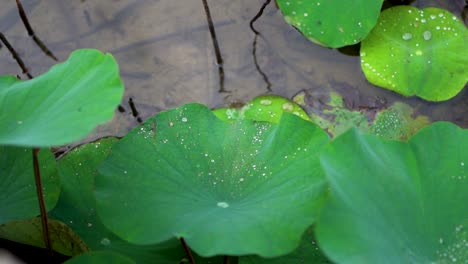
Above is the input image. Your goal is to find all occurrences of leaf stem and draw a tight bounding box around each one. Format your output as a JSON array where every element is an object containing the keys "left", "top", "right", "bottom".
[
  {"left": 16, "top": 0, "right": 58, "bottom": 61},
  {"left": 180, "top": 237, "right": 196, "bottom": 264},
  {"left": 32, "top": 148, "right": 53, "bottom": 255},
  {"left": 223, "top": 255, "right": 230, "bottom": 264},
  {"left": 200, "top": 0, "right": 226, "bottom": 93}
]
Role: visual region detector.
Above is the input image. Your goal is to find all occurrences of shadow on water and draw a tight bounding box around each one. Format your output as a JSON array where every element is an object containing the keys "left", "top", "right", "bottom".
[{"left": 1, "top": 0, "right": 467, "bottom": 143}]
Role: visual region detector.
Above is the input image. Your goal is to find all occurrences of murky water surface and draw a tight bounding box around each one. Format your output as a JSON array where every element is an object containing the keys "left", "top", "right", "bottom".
[{"left": 1, "top": 0, "right": 467, "bottom": 142}]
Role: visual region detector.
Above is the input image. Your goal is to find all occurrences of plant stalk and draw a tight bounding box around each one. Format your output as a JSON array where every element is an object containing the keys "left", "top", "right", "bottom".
[
  {"left": 180, "top": 237, "right": 196, "bottom": 264},
  {"left": 201, "top": 0, "right": 225, "bottom": 93},
  {"left": 223, "top": 255, "right": 230, "bottom": 264},
  {"left": 32, "top": 148, "right": 53, "bottom": 255}
]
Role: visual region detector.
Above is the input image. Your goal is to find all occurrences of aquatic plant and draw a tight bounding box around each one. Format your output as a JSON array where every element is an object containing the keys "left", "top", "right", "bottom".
[{"left": 277, "top": 2, "right": 468, "bottom": 101}]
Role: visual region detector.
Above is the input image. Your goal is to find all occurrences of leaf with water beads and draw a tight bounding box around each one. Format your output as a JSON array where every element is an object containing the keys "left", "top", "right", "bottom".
[
  {"left": 213, "top": 95, "right": 310, "bottom": 123},
  {"left": 96, "top": 103, "right": 330, "bottom": 257},
  {"left": 276, "top": 0, "right": 384, "bottom": 48},
  {"left": 360, "top": 6, "right": 468, "bottom": 101},
  {"left": 316, "top": 122, "right": 468, "bottom": 263}
]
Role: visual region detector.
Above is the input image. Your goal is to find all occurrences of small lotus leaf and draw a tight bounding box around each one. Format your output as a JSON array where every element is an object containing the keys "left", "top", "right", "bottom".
[
  {"left": 96, "top": 103, "right": 329, "bottom": 257},
  {"left": 360, "top": 6, "right": 468, "bottom": 101},
  {"left": 0, "top": 147, "right": 60, "bottom": 224},
  {"left": 0, "top": 217, "right": 89, "bottom": 256},
  {"left": 277, "top": 0, "right": 384, "bottom": 48},
  {"left": 49, "top": 138, "right": 184, "bottom": 264},
  {"left": 213, "top": 95, "right": 310, "bottom": 123},
  {"left": 0, "top": 49, "right": 124, "bottom": 147},
  {"left": 317, "top": 122, "right": 468, "bottom": 263}
]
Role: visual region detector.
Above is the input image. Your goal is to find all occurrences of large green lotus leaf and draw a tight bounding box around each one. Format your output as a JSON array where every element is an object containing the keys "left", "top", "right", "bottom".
[
  {"left": 277, "top": 0, "right": 384, "bottom": 48},
  {"left": 96, "top": 103, "right": 329, "bottom": 257},
  {"left": 0, "top": 217, "right": 89, "bottom": 256},
  {"left": 0, "top": 49, "right": 124, "bottom": 147},
  {"left": 49, "top": 138, "right": 184, "bottom": 264},
  {"left": 360, "top": 6, "right": 468, "bottom": 101},
  {"left": 65, "top": 251, "right": 135, "bottom": 264},
  {"left": 239, "top": 227, "right": 332, "bottom": 264},
  {"left": 316, "top": 122, "right": 468, "bottom": 263},
  {"left": 0, "top": 147, "right": 60, "bottom": 224}
]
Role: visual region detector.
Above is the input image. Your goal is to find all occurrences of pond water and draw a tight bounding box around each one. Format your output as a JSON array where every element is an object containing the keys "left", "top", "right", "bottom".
[{"left": 1, "top": 0, "right": 467, "bottom": 142}]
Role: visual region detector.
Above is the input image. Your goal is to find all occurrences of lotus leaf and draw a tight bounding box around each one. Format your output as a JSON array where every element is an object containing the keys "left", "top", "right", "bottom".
[
  {"left": 0, "top": 147, "right": 59, "bottom": 224},
  {"left": 360, "top": 6, "right": 468, "bottom": 101},
  {"left": 49, "top": 138, "right": 184, "bottom": 264},
  {"left": 277, "top": 0, "right": 384, "bottom": 48},
  {"left": 317, "top": 122, "right": 468, "bottom": 263},
  {"left": 0, "top": 49, "right": 124, "bottom": 147},
  {"left": 96, "top": 103, "right": 329, "bottom": 257}
]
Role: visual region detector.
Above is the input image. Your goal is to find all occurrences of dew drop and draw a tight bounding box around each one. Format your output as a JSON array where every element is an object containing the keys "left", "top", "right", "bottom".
[
  {"left": 181, "top": 117, "right": 188, "bottom": 122},
  {"left": 217, "top": 202, "right": 229, "bottom": 208},
  {"left": 100, "top": 237, "right": 111, "bottom": 246},
  {"left": 17, "top": 121, "right": 23, "bottom": 125},
  {"left": 260, "top": 99, "right": 272, "bottom": 106},
  {"left": 402, "top": 33, "right": 412, "bottom": 40},
  {"left": 423, "top": 30, "right": 432, "bottom": 40},
  {"left": 282, "top": 103, "right": 294, "bottom": 111}
]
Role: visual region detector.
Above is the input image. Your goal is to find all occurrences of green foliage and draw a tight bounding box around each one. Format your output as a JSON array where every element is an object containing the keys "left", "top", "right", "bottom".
[
  {"left": 317, "top": 122, "right": 468, "bottom": 263},
  {"left": 64, "top": 251, "right": 136, "bottom": 264},
  {"left": 49, "top": 137, "right": 184, "bottom": 263},
  {"left": 276, "top": 0, "right": 384, "bottom": 48},
  {"left": 293, "top": 91, "right": 430, "bottom": 139},
  {"left": 0, "top": 147, "right": 60, "bottom": 224},
  {"left": 213, "top": 95, "right": 310, "bottom": 123},
  {"left": 0, "top": 217, "right": 89, "bottom": 256},
  {"left": 0, "top": 18, "right": 466, "bottom": 262},
  {"left": 96, "top": 103, "right": 330, "bottom": 257},
  {"left": 239, "top": 227, "right": 331, "bottom": 264},
  {"left": 361, "top": 6, "right": 468, "bottom": 101},
  {"left": 0, "top": 49, "right": 124, "bottom": 147}
]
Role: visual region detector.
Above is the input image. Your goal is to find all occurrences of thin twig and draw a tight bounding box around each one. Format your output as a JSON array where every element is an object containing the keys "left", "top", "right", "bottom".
[
  {"left": 180, "top": 238, "right": 196, "bottom": 264},
  {"left": 249, "top": 0, "right": 272, "bottom": 35},
  {"left": 128, "top": 97, "right": 142, "bottom": 123},
  {"left": 250, "top": 0, "right": 273, "bottom": 91},
  {"left": 252, "top": 34, "right": 271, "bottom": 91},
  {"left": 32, "top": 148, "right": 53, "bottom": 255},
  {"left": 201, "top": 0, "right": 226, "bottom": 93},
  {"left": 16, "top": 0, "right": 58, "bottom": 61},
  {"left": 0, "top": 33, "right": 33, "bottom": 79}
]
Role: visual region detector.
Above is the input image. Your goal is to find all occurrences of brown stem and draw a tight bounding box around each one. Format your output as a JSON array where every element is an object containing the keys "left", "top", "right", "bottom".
[
  {"left": 223, "top": 255, "right": 230, "bottom": 264},
  {"left": 32, "top": 148, "right": 53, "bottom": 255},
  {"left": 0, "top": 33, "right": 33, "bottom": 79},
  {"left": 16, "top": 0, "right": 58, "bottom": 61},
  {"left": 180, "top": 237, "right": 196, "bottom": 264},
  {"left": 201, "top": 0, "right": 226, "bottom": 93}
]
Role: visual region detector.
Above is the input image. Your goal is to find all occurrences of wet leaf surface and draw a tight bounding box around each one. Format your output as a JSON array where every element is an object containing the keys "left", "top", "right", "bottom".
[
  {"left": 360, "top": 6, "right": 468, "bottom": 101},
  {"left": 96, "top": 103, "right": 329, "bottom": 257},
  {"left": 277, "top": 0, "right": 384, "bottom": 48},
  {"left": 317, "top": 122, "right": 468, "bottom": 263}
]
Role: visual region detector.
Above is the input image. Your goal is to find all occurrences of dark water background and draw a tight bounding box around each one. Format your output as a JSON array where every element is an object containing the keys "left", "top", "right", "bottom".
[{"left": 1, "top": 0, "right": 467, "bottom": 142}]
